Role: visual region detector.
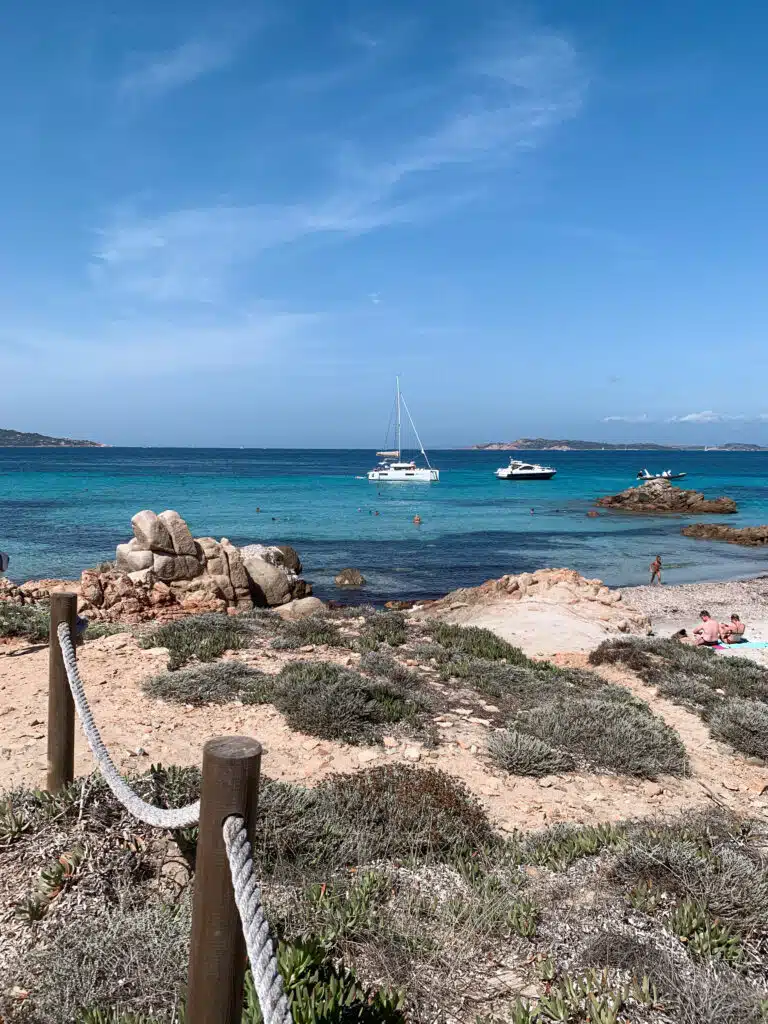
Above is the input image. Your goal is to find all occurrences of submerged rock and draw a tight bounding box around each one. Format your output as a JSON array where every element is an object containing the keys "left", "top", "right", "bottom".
[
  {"left": 682, "top": 523, "right": 768, "bottom": 546},
  {"left": 596, "top": 478, "right": 737, "bottom": 515},
  {"left": 335, "top": 567, "right": 366, "bottom": 587}
]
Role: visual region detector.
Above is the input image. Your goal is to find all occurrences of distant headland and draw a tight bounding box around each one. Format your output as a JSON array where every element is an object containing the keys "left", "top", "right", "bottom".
[
  {"left": 0, "top": 428, "right": 104, "bottom": 448},
  {"left": 469, "top": 438, "right": 768, "bottom": 452}
]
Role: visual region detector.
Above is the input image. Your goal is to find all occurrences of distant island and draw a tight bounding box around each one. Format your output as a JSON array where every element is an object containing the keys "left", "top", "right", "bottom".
[
  {"left": 0, "top": 428, "right": 104, "bottom": 448},
  {"left": 470, "top": 438, "right": 768, "bottom": 452}
]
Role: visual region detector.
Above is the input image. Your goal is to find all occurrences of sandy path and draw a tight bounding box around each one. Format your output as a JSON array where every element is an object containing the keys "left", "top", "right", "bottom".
[
  {"left": 445, "top": 603, "right": 620, "bottom": 658},
  {"left": 2, "top": 633, "right": 768, "bottom": 833},
  {"left": 625, "top": 578, "right": 768, "bottom": 663}
]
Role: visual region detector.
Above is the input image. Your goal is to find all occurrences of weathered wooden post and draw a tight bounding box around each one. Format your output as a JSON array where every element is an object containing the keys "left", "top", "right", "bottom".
[
  {"left": 187, "top": 736, "right": 262, "bottom": 1024},
  {"left": 47, "top": 591, "right": 78, "bottom": 793}
]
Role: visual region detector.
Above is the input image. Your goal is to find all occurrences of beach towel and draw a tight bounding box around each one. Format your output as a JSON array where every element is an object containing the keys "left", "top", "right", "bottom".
[{"left": 715, "top": 641, "right": 768, "bottom": 652}]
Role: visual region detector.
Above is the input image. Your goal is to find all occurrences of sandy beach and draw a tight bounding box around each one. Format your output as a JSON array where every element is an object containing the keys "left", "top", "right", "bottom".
[{"left": 625, "top": 576, "right": 768, "bottom": 655}]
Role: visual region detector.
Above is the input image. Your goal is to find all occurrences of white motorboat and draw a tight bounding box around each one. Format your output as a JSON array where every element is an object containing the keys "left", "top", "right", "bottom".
[
  {"left": 637, "top": 468, "right": 687, "bottom": 481},
  {"left": 495, "top": 458, "right": 556, "bottom": 481},
  {"left": 367, "top": 377, "right": 439, "bottom": 482}
]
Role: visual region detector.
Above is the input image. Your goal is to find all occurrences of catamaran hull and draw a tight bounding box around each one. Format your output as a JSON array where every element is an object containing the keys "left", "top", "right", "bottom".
[{"left": 368, "top": 468, "right": 439, "bottom": 482}]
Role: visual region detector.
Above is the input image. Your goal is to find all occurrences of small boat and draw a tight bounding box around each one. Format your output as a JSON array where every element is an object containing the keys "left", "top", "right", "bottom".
[
  {"left": 367, "top": 377, "right": 439, "bottom": 482},
  {"left": 637, "top": 469, "right": 687, "bottom": 481},
  {"left": 495, "top": 459, "right": 556, "bottom": 481}
]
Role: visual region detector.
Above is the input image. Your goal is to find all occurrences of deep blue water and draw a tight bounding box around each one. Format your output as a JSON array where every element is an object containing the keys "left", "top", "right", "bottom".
[{"left": 1, "top": 448, "right": 767, "bottom": 602}]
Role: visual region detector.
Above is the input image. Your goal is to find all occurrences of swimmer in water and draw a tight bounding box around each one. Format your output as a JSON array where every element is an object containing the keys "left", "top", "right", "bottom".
[{"left": 413, "top": 514, "right": 422, "bottom": 525}]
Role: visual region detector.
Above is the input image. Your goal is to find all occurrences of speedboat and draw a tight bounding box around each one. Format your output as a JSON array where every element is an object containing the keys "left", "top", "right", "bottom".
[
  {"left": 367, "top": 377, "right": 439, "bottom": 482},
  {"left": 637, "top": 469, "right": 687, "bottom": 481},
  {"left": 495, "top": 459, "right": 556, "bottom": 481}
]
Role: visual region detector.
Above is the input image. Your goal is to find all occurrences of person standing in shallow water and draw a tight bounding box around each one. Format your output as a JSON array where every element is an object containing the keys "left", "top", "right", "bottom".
[{"left": 649, "top": 554, "right": 663, "bottom": 585}]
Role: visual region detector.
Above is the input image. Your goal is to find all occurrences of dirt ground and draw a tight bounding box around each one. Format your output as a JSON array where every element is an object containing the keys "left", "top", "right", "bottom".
[{"left": 3, "top": 629, "right": 768, "bottom": 833}]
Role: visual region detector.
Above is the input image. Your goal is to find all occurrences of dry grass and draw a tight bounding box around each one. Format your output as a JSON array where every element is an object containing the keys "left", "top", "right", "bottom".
[
  {"left": 4, "top": 767, "right": 767, "bottom": 1024},
  {"left": 590, "top": 637, "right": 768, "bottom": 761}
]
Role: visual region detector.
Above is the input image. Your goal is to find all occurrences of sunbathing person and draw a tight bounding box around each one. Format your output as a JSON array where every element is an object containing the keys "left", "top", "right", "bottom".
[
  {"left": 692, "top": 610, "right": 720, "bottom": 646},
  {"left": 719, "top": 613, "right": 746, "bottom": 644}
]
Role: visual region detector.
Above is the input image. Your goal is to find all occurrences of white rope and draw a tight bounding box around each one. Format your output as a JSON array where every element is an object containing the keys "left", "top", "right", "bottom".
[
  {"left": 58, "top": 623, "right": 291, "bottom": 1021},
  {"left": 223, "top": 815, "right": 293, "bottom": 1024},
  {"left": 57, "top": 622, "right": 200, "bottom": 829}
]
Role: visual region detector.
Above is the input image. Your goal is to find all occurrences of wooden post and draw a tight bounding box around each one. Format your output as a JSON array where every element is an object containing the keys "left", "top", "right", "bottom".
[
  {"left": 187, "top": 736, "right": 262, "bottom": 1024},
  {"left": 47, "top": 591, "right": 78, "bottom": 793}
]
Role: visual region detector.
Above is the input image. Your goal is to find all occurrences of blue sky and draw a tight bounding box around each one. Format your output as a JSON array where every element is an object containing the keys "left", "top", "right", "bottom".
[{"left": 2, "top": 0, "right": 767, "bottom": 447}]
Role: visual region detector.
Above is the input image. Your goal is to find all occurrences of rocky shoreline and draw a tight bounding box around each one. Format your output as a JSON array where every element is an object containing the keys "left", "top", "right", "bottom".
[
  {"left": 0, "top": 510, "right": 315, "bottom": 624},
  {"left": 3, "top": 507, "right": 767, "bottom": 636}
]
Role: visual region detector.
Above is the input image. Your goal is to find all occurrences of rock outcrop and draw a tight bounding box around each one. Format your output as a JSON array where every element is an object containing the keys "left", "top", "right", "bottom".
[
  {"left": 682, "top": 523, "right": 768, "bottom": 546},
  {"left": 335, "top": 567, "right": 366, "bottom": 587},
  {"left": 275, "top": 596, "right": 326, "bottom": 620},
  {"left": 242, "top": 555, "right": 293, "bottom": 607},
  {"left": 417, "top": 567, "right": 652, "bottom": 637},
  {"left": 0, "top": 511, "right": 312, "bottom": 625},
  {"left": 596, "top": 478, "right": 737, "bottom": 515}
]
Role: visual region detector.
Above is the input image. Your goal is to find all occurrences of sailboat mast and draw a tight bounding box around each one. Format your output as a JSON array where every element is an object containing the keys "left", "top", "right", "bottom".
[{"left": 395, "top": 375, "right": 401, "bottom": 458}]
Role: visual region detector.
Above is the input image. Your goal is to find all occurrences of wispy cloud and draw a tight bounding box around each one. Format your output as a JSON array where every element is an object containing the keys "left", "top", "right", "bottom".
[
  {"left": 2, "top": 305, "right": 323, "bottom": 377},
  {"left": 119, "top": 38, "right": 236, "bottom": 100},
  {"left": 667, "top": 411, "right": 768, "bottom": 424},
  {"left": 602, "top": 414, "right": 650, "bottom": 424},
  {"left": 97, "top": 25, "right": 586, "bottom": 303},
  {"left": 358, "top": 31, "right": 584, "bottom": 193}
]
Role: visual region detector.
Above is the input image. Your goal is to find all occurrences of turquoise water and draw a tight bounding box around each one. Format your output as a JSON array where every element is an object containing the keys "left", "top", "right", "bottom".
[{"left": 1, "top": 448, "right": 767, "bottom": 602}]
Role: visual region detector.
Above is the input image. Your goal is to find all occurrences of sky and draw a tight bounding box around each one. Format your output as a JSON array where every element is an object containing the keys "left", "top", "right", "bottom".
[{"left": 1, "top": 0, "right": 767, "bottom": 447}]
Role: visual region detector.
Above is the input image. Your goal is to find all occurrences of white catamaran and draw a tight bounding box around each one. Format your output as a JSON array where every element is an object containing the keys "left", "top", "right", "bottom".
[{"left": 368, "top": 377, "right": 439, "bottom": 482}]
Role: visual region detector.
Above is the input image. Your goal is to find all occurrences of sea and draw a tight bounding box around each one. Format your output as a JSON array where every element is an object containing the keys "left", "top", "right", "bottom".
[{"left": 1, "top": 448, "right": 767, "bottom": 604}]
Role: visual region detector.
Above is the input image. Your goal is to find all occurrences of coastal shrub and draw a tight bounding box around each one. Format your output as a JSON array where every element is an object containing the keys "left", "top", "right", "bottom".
[
  {"left": 254, "top": 765, "right": 496, "bottom": 872},
  {"left": 83, "top": 621, "right": 131, "bottom": 640},
  {"left": 517, "top": 821, "right": 627, "bottom": 871},
  {"left": 11, "top": 894, "right": 192, "bottom": 1023},
  {"left": 488, "top": 729, "right": 575, "bottom": 777},
  {"left": 612, "top": 836, "right": 768, "bottom": 936},
  {"left": 326, "top": 603, "right": 377, "bottom": 619},
  {"left": 580, "top": 935, "right": 765, "bottom": 1024},
  {"left": 243, "top": 939, "right": 405, "bottom": 1024},
  {"left": 139, "top": 613, "right": 253, "bottom": 669},
  {"left": 358, "top": 611, "right": 408, "bottom": 650},
  {"left": 359, "top": 650, "right": 421, "bottom": 687},
  {"left": 710, "top": 699, "right": 768, "bottom": 760},
  {"left": 270, "top": 661, "right": 430, "bottom": 744},
  {"left": 0, "top": 601, "right": 50, "bottom": 642},
  {"left": 271, "top": 616, "right": 347, "bottom": 650},
  {"left": 74, "top": 939, "right": 405, "bottom": 1024},
  {"left": 590, "top": 637, "right": 768, "bottom": 703},
  {"left": 668, "top": 899, "right": 743, "bottom": 964},
  {"left": 142, "top": 661, "right": 273, "bottom": 707},
  {"left": 514, "top": 696, "right": 689, "bottom": 778},
  {"left": 428, "top": 622, "right": 530, "bottom": 664},
  {"left": 591, "top": 637, "right": 768, "bottom": 759}
]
